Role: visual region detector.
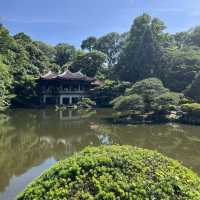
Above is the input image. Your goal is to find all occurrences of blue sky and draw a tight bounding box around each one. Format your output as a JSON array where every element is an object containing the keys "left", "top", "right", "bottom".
[{"left": 1, "top": 0, "right": 200, "bottom": 47}]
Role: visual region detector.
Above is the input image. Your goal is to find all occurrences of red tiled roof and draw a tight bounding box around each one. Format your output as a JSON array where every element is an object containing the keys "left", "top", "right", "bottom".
[
  {"left": 57, "top": 70, "right": 74, "bottom": 79},
  {"left": 40, "top": 70, "right": 95, "bottom": 82}
]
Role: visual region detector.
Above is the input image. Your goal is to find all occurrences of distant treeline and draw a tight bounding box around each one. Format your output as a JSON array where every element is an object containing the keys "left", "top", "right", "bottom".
[{"left": 0, "top": 13, "right": 200, "bottom": 110}]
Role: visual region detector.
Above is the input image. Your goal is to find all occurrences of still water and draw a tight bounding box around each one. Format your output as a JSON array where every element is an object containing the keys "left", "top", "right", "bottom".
[{"left": 1, "top": 108, "right": 200, "bottom": 200}]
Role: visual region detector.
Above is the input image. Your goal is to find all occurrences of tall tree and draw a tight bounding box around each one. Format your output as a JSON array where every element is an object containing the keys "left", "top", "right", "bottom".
[
  {"left": 160, "top": 47, "right": 200, "bottom": 92},
  {"left": 14, "top": 32, "right": 32, "bottom": 45},
  {"left": 115, "top": 13, "right": 166, "bottom": 82},
  {"left": 0, "top": 24, "right": 15, "bottom": 54},
  {"left": 0, "top": 57, "right": 13, "bottom": 110},
  {"left": 70, "top": 51, "right": 106, "bottom": 77},
  {"left": 34, "top": 41, "right": 56, "bottom": 61},
  {"left": 95, "top": 32, "right": 122, "bottom": 66},
  {"left": 173, "top": 32, "right": 190, "bottom": 49},
  {"left": 185, "top": 72, "right": 200, "bottom": 102},
  {"left": 11, "top": 33, "right": 51, "bottom": 105},
  {"left": 189, "top": 26, "right": 200, "bottom": 47},
  {"left": 81, "top": 36, "right": 97, "bottom": 52},
  {"left": 55, "top": 43, "right": 76, "bottom": 66}
]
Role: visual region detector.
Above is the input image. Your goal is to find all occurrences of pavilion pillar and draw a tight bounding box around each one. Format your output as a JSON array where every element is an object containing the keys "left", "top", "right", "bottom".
[
  {"left": 69, "top": 110, "right": 72, "bottom": 119},
  {"left": 59, "top": 96, "right": 63, "bottom": 105},
  {"left": 43, "top": 95, "right": 46, "bottom": 104},
  {"left": 69, "top": 96, "right": 72, "bottom": 105}
]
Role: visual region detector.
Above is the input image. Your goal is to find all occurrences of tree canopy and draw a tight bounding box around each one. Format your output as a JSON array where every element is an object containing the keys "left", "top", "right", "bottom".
[
  {"left": 115, "top": 13, "right": 166, "bottom": 82},
  {"left": 55, "top": 43, "right": 76, "bottom": 67},
  {"left": 185, "top": 73, "right": 200, "bottom": 102},
  {"left": 1, "top": 12, "right": 200, "bottom": 109},
  {"left": 112, "top": 78, "right": 182, "bottom": 114},
  {"left": 81, "top": 36, "right": 97, "bottom": 52},
  {"left": 69, "top": 51, "right": 106, "bottom": 77}
]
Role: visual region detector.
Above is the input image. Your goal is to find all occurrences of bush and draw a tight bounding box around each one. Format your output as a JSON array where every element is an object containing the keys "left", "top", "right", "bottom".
[
  {"left": 112, "top": 94, "right": 145, "bottom": 113},
  {"left": 152, "top": 92, "right": 183, "bottom": 113},
  {"left": 112, "top": 78, "right": 184, "bottom": 114},
  {"left": 185, "top": 73, "right": 200, "bottom": 102},
  {"left": 126, "top": 78, "right": 169, "bottom": 99},
  {"left": 90, "top": 80, "right": 131, "bottom": 107},
  {"left": 181, "top": 103, "right": 200, "bottom": 117},
  {"left": 17, "top": 145, "right": 200, "bottom": 200},
  {"left": 126, "top": 78, "right": 169, "bottom": 111},
  {"left": 76, "top": 98, "right": 96, "bottom": 110}
]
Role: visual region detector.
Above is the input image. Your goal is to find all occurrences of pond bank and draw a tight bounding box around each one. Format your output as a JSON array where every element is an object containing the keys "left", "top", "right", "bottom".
[{"left": 109, "top": 111, "right": 200, "bottom": 125}]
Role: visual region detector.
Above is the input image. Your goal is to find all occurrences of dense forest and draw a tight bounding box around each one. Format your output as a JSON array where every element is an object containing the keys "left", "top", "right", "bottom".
[{"left": 1, "top": 13, "right": 200, "bottom": 111}]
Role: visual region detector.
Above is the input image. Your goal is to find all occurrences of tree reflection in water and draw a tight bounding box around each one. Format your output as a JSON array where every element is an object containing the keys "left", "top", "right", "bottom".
[{"left": 0, "top": 108, "right": 200, "bottom": 200}]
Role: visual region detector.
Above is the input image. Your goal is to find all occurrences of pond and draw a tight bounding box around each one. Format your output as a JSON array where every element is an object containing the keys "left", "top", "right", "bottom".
[{"left": 1, "top": 108, "right": 200, "bottom": 200}]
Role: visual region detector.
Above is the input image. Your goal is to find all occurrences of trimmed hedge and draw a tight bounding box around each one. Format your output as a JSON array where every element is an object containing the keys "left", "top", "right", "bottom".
[{"left": 17, "top": 145, "right": 200, "bottom": 200}]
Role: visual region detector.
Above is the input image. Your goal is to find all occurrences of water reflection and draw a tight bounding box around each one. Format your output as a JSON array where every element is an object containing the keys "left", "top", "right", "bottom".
[
  {"left": 0, "top": 109, "right": 100, "bottom": 196},
  {"left": 92, "top": 123, "right": 200, "bottom": 172},
  {"left": 0, "top": 109, "right": 200, "bottom": 199}
]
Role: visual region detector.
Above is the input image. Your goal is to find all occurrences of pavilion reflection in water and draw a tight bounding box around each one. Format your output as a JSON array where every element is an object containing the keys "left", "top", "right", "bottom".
[{"left": 41, "top": 109, "right": 96, "bottom": 124}]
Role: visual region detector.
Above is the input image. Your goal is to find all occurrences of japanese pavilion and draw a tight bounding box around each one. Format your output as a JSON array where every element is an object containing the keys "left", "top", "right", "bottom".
[{"left": 38, "top": 70, "right": 100, "bottom": 105}]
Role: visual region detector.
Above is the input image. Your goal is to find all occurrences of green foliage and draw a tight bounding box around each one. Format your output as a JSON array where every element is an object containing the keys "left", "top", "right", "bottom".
[
  {"left": 152, "top": 92, "right": 183, "bottom": 112},
  {"left": 76, "top": 98, "right": 96, "bottom": 110},
  {"left": 112, "top": 94, "right": 145, "bottom": 113},
  {"left": 126, "top": 78, "right": 169, "bottom": 111},
  {"left": 109, "top": 13, "right": 200, "bottom": 93},
  {"left": 70, "top": 51, "right": 106, "bottom": 77},
  {"left": 181, "top": 103, "right": 200, "bottom": 117},
  {"left": 2, "top": 12, "right": 200, "bottom": 109},
  {"left": 185, "top": 73, "right": 200, "bottom": 102},
  {"left": 189, "top": 26, "right": 200, "bottom": 47},
  {"left": 0, "top": 24, "right": 15, "bottom": 54},
  {"left": 81, "top": 36, "right": 97, "bottom": 52},
  {"left": 160, "top": 48, "right": 200, "bottom": 92},
  {"left": 180, "top": 103, "right": 200, "bottom": 124},
  {"left": 81, "top": 33, "right": 127, "bottom": 70},
  {"left": 12, "top": 75, "right": 37, "bottom": 106},
  {"left": 173, "top": 32, "right": 190, "bottom": 49},
  {"left": 0, "top": 24, "right": 62, "bottom": 107},
  {"left": 17, "top": 145, "right": 200, "bottom": 200},
  {"left": 115, "top": 13, "right": 166, "bottom": 82},
  {"left": 112, "top": 78, "right": 183, "bottom": 115},
  {"left": 95, "top": 32, "right": 122, "bottom": 66},
  {"left": 34, "top": 41, "right": 56, "bottom": 61},
  {"left": 126, "top": 78, "right": 168, "bottom": 97},
  {"left": 90, "top": 80, "right": 131, "bottom": 107},
  {"left": 11, "top": 32, "right": 51, "bottom": 106},
  {"left": 55, "top": 43, "right": 76, "bottom": 66},
  {"left": 0, "top": 58, "right": 13, "bottom": 110}
]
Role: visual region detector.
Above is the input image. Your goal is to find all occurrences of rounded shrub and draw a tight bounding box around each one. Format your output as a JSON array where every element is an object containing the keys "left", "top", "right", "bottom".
[
  {"left": 112, "top": 94, "right": 145, "bottom": 113},
  {"left": 17, "top": 145, "right": 200, "bottom": 200}
]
